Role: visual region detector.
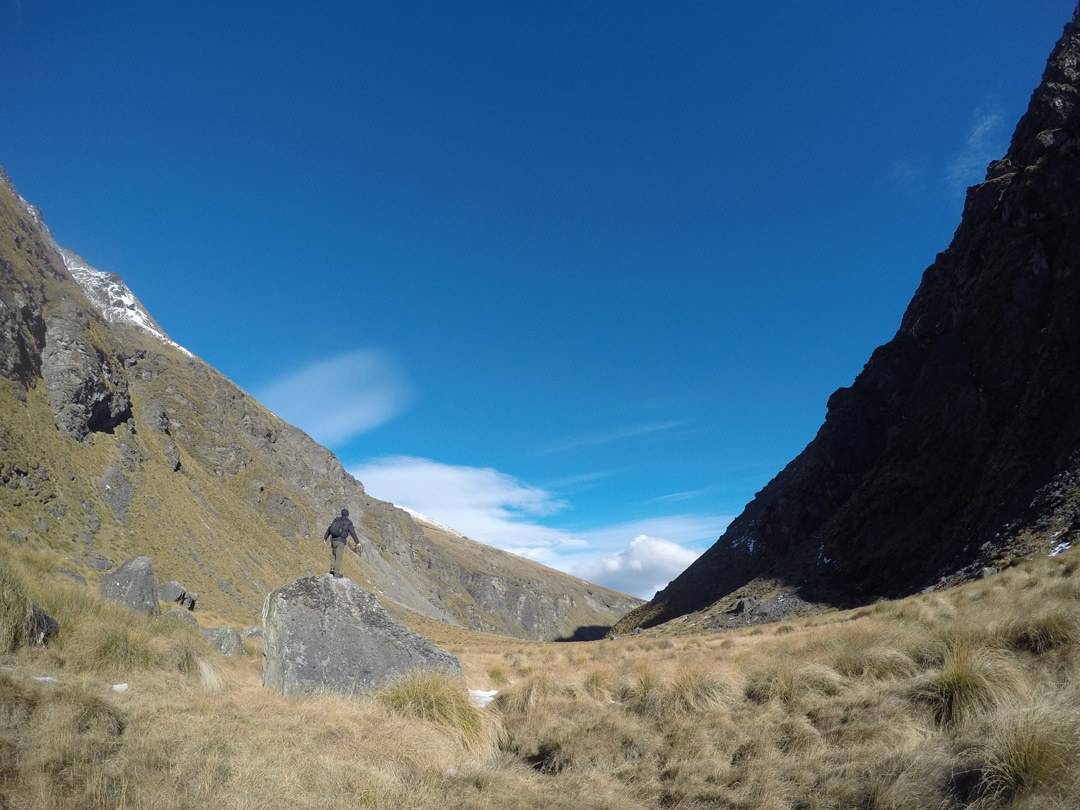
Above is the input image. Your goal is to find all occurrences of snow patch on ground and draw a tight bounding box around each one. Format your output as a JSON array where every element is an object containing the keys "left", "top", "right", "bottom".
[
  {"left": 1051, "top": 541, "right": 1072, "bottom": 557},
  {"left": 468, "top": 688, "right": 498, "bottom": 708}
]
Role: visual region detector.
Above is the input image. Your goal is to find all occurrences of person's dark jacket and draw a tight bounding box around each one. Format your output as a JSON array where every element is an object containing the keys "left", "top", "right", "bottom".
[{"left": 324, "top": 515, "right": 359, "bottom": 544}]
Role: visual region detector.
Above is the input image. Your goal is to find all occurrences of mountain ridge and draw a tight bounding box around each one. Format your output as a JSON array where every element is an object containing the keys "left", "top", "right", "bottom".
[
  {"left": 616, "top": 4, "right": 1080, "bottom": 633},
  {"left": 0, "top": 172, "right": 640, "bottom": 639}
]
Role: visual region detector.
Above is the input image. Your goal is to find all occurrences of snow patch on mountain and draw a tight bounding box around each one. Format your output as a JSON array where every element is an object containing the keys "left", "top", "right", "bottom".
[
  {"left": 398, "top": 506, "right": 471, "bottom": 540},
  {"left": 58, "top": 249, "right": 193, "bottom": 358}
]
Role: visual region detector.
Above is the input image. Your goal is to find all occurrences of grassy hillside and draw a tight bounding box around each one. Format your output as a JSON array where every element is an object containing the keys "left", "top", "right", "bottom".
[
  {"left": 4, "top": 533, "right": 1080, "bottom": 808},
  {"left": 0, "top": 172, "right": 638, "bottom": 640}
]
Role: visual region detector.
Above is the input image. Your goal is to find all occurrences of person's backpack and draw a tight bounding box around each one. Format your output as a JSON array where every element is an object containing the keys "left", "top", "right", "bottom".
[{"left": 328, "top": 515, "right": 351, "bottom": 540}]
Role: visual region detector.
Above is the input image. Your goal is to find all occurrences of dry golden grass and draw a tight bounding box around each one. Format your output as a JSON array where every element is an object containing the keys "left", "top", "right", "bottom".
[{"left": 4, "top": 543, "right": 1080, "bottom": 808}]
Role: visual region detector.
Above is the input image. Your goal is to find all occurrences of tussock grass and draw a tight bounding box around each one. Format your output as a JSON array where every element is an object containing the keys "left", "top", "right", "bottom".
[
  {"left": 5, "top": 541, "right": 1080, "bottom": 808},
  {"left": 378, "top": 672, "right": 485, "bottom": 747},
  {"left": 910, "top": 644, "right": 1022, "bottom": 726},
  {"left": 0, "top": 564, "right": 34, "bottom": 653},
  {"left": 1004, "top": 606, "right": 1080, "bottom": 653}
]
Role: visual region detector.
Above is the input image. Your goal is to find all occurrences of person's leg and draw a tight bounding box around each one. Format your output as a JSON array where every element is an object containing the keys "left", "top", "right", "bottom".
[{"left": 331, "top": 541, "right": 344, "bottom": 576}]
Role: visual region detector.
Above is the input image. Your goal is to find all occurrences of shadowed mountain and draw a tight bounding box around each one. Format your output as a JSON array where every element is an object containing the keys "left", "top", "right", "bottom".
[{"left": 617, "top": 4, "right": 1080, "bottom": 632}]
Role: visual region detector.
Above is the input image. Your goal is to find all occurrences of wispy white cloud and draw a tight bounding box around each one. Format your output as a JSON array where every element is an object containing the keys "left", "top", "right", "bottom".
[
  {"left": 350, "top": 455, "right": 732, "bottom": 598},
  {"left": 646, "top": 487, "right": 712, "bottom": 504},
  {"left": 538, "top": 420, "right": 686, "bottom": 455},
  {"left": 258, "top": 349, "right": 411, "bottom": 446},
  {"left": 350, "top": 456, "right": 577, "bottom": 552},
  {"left": 571, "top": 535, "right": 701, "bottom": 599},
  {"left": 946, "top": 106, "right": 1005, "bottom": 194}
]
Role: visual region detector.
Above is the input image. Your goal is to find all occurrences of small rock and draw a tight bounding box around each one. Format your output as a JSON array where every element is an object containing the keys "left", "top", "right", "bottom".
[
  {"left": 203, "top": 628, "right": 244, "bottom": 657},
  {"left": 163, "top": 607, "right": 198, "bottom": 627},
  {"left": 158, "top": 580, "right": 187, "bottom": 603},
  {"left": 30, "top": 604, "right": 59, "bottom": 646},
  {"left": 241, "top": 626, "right": 263, "bottom": 639},
  {"left": 99, "top": 557, "right": 159, "bottom": 616},
  {"left": 32, "top": 676, "right": 58, "bottom": 684},
  {"left": 111, "top": 683, "right": 129, "bottom": 693},
  {"left": 979, "top": 567, "right": 996, "bottom": 579},
  {"left": 217, "top": 578, "right": 239, "bottom": 597},
  {"left": 85, "top": 556, "right": 113, "bottom": 571}
]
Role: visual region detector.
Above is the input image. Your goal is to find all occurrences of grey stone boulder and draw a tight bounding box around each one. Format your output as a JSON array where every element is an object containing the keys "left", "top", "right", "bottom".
[
  {"left": 29, "top": 604, "right": 59, "bottom": 646},
  {"left": 99, "top": 556, "right": 159, "bottom": 616},
  {"left": 262, "top": 575, "right": 462, "bottom": 697},
  {"left": 156, "top": 579, "right": 198, "bottom": 611},
  {"left": 163, "top": 607, "right": 198, "bottom": 627},
  {"left": 158, "top": 580, "right": 187, "bottom": 603},
  {"left": 203, "top": 628, "right": 244, "bottom": 657}
]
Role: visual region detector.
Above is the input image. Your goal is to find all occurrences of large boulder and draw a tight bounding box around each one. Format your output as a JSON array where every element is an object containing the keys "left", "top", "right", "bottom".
[
  {"left": 262, "top": 575, "right": 461, "bottom": 697},
  {"left": 99, "top": 556, "right": 159, "bottom": 616}
]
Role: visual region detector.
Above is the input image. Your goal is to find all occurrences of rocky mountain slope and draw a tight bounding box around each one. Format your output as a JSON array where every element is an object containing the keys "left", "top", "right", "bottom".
[
  {"left": 617, "top": 5, "right": 1080, "bottom": 633},
  {"left": 0, "top": 174, "right": 640, "bottom": 639}
]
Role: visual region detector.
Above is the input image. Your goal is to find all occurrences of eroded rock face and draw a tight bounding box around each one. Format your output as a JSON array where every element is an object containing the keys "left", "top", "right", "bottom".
[
  {"left": 0, "top": 275, "right": 46, "bottom": 387},
  {"left": 41, "top": 302, "right": 131, "bottom": 439},
  {"left": 262, "top": 575, "right": 461, "bottom": 697},
  {"left": 99, "top": 556, "right": 159, "bottom": 616}
]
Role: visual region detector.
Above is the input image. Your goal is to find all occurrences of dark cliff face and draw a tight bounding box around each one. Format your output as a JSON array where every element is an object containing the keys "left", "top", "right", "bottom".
[{"left": 619, "top": 6, "right": 1080, "bottom": 631}]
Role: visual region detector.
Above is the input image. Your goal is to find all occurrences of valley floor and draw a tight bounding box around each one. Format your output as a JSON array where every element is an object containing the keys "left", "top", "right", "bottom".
[{"left": 3, "top": 540, "right": 1080, "bottom": 809}]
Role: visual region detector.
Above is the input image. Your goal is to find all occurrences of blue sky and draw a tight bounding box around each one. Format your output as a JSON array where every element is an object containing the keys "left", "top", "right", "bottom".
[{"left": 2, "top": 1, "right": 1074, "bottom": 597}]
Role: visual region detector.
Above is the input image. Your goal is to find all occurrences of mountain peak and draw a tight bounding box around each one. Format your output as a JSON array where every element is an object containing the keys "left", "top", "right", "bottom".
[{"left": 56, "top": 248, "right": 194, "bottom": 358}]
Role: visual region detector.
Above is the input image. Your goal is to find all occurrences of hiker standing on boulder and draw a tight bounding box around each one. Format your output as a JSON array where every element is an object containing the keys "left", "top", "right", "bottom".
[{"left": 324, "top": 508, "right": 361, "bottom": 578}]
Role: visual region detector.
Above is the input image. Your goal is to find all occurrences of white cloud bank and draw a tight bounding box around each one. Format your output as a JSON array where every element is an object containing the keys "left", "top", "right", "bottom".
[
  {"left": 350, "top": 455, "right": 731, "bottom": 599},
  {"left": 572, "top": 535, "right": 701, "bottom": 599},
  {"left": 258, "top": 349, "right": 411, "bottom": 446}
]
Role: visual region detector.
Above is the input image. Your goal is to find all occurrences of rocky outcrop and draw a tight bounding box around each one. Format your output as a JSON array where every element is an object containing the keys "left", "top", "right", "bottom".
[
  {"left": 617, "top": 6, "right": 1080, "bottom": 633},
  {"left": 203, "top": 627, "right": 244, "bottom": 656},
  {"left": 99, "top": 556, "right": 159, "bottom": 616},
  {"left": 262, "top": 575, "right": 461, "bottom": 697},
  {"left": 40, "top": 300, "right": 131, "bottom": 440}
]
